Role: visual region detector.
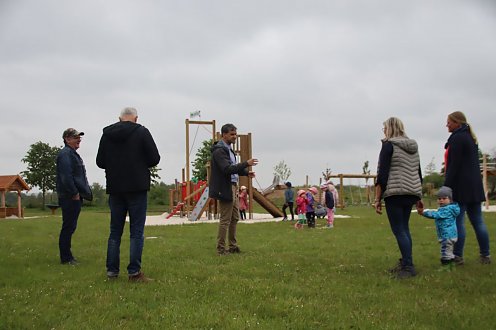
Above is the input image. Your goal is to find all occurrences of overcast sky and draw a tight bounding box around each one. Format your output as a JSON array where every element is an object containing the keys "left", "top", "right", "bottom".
[{"left": 1, "top": 0, "right": 496, "bottom": 192}]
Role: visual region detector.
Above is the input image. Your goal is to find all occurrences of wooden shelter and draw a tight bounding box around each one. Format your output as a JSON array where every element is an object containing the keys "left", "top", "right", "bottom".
[{"left": 0, "top": 175, "right": 30, "bottom": 218}]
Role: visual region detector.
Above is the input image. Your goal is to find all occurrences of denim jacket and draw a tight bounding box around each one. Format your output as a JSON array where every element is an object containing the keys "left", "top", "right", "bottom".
[{"left": 56, "top": 145, "right": 92, "bottom": 200}]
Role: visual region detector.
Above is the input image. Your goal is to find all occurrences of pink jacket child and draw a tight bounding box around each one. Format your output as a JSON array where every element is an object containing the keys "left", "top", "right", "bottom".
[{"left": 239, "top": 186, "right": 248, "bottom": 220}]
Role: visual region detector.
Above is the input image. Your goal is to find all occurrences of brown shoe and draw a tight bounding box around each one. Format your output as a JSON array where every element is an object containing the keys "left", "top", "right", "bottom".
[
  {"left": 128, "top": 272, "right": 153, "bottom": 283},
  {"left": 218, "top": 250, "right": 230, "bottom": 256}
]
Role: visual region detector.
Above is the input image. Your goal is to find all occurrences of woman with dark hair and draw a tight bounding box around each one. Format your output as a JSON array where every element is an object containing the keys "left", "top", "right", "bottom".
[
  {"left": 444, "top": 111, "right": 491, "bottom": 265},
  {"left": 374, "top": 117, "right": 423, "bottom": 279}
]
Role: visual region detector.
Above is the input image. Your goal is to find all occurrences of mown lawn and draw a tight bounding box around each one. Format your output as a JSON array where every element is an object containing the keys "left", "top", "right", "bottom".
[{"left": 0, "top": 207, "right": 495, "bottom": 329}]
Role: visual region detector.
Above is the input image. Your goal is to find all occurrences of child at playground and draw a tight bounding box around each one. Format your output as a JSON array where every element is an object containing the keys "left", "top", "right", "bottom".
[
  {"left": 282, "top": 182, "right": 295, "bottom": 221},
  {"left": 295, "top": 189, "right": 308, "bottom": 229},
  {"left": 327, "top": 181, "right": 339, "bottom": 209},
  {"left": 306, "top": 186, "right": 318, "bottom": 228},
  {"left": 417, "top": 186, "right": 460, "bottom": 269},
  {"left": 321, "top": 183, "right": 335, "bottom": 228},
  {"left": 239, "top": 185, "right": 248, "bottom": 220}
]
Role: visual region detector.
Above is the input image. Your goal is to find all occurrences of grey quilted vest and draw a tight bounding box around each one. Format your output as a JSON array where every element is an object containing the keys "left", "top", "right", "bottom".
[{"left": 383, "top": 137, "right": 422, "bottom": 199}]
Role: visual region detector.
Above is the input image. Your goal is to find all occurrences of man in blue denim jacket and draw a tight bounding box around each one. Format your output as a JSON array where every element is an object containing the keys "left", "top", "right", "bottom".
[{"left": 56, "top": 128, "right": 92, "bottom": 265}]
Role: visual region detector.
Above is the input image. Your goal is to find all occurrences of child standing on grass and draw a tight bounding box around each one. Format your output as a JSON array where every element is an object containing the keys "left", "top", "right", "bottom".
[
  {"left": 321, "top": 183, "right": 335, "bottom": 228},
  {"left": 295, "top": 189, "right": 308, "bottom": 229},
  {"left": 239, "top": 186, "right": 248, "bottom": 220},
  {"left": 417, "top": 186, "right": 459, "bottom": 269},
  {"left": 306, "top": 187, "right": 318, "bottom": 228}
]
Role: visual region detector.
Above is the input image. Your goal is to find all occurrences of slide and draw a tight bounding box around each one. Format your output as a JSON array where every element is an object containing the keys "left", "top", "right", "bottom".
[{"left": 252, "top": 189, "right": 284, "bottom": 218}]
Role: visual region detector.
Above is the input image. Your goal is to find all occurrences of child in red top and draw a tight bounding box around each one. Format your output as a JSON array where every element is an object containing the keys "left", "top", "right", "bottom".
[{"left": 295, "top": 189, "right": 308, "bottom": 229}]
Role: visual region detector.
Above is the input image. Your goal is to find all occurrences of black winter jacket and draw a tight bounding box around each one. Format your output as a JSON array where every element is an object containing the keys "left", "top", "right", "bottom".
[
  {"left": 96, "top": 121, "right": 160, "bottom": 194},
  {"left": 208, "top": 140, "right": 249, "bottom": 201},
  {"left": 444, "top": 124, "right": 485, "bottom": 203}
]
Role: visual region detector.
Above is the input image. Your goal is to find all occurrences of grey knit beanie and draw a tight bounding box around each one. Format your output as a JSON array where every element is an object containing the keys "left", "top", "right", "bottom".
[{"left": 437, "top": 186, "right": 452, "bottom": 200}]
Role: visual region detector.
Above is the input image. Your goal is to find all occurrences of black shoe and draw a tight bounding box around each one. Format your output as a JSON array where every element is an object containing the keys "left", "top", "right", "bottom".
[
  {"left": 107, "top": 272, "right": 119, "bottom": 280},
  {"left": 217, "top": 250, "right": 230, "bottom": 256},
  {"left": 396, "top": 265, "right": 417, "bottom": 279},
  {"left": 61, "top": 258, "right": 79, "bottom": 266},
  {"left": 228, "top": 246, "right": 241, "bottom": 254},
  {"left": 388, "top": 259, "right": 403, "bottom": 274}
]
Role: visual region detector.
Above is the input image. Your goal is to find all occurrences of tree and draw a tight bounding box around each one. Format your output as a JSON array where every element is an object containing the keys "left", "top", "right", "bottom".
[
  {"left": 362, "top": 161, "right": 371, "bottom": 185},
  {"left": 89, "top": 182, "right": 107, "bottom": 207},
  {"left": 322, "top": 168, "right": 332, "bottom": 181},
  {"left": 150, "top": 166, "right": 161, "bottom": 185},
  {"left": 424, "top": 157, "right": 437, "bottom": 175},
  {"left": 21, "top": 141, "right": 61, "bottom": 209},
  {"left": 191, "top": 139, "right": 213, "bottom": 181},
  {"left": 274, "top": 160, "right": 292, "bottom": 182},
  {"left": 423, "top": 157, "right": 444, "bottom": 195}
]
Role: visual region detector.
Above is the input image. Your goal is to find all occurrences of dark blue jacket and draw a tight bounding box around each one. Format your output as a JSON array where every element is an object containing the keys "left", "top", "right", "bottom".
[
  {"left": 208, "top": 140, "right": 249, "bottom": 201},
  {"left": 56, "top": 145, "right": 92, "bottom": 200},
  {"left": 444, "top": 124, "right": 485, "bottom": 203},
  {"left": 324, "top": 190, "right": 335, "bottom": 209},
  {"left": 96, "top": 121, "right": 160, "bottom": 194}
]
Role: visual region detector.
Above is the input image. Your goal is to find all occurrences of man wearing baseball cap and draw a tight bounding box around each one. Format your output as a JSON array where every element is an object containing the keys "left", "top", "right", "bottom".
[{"left": 56, "top": 128, "right": 92, "bottom": 265}]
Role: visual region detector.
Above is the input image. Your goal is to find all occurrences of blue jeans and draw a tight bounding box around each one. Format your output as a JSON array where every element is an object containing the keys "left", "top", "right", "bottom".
[
  {"left": 106, "top": 191, "right": 148, "bottom": 276},
  {"left": 59, "top": 198, "right": 82, "bottom": 263},
  {"left": 385, "top": 196, "right": 417, "bottom": 267},
  {"left": 454, "top": 202, "right": 490, "bottom": 258}
]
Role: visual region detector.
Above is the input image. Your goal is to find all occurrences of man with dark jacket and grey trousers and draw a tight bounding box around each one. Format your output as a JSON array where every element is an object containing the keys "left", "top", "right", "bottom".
[
  {"left": 96, "top": 107, "right": 160, "bottom": 282},
  {"left": 209, "top": 123, "right": 258, "bottom": 255}
]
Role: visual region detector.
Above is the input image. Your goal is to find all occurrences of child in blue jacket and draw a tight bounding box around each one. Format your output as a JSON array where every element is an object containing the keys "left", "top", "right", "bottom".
[{"left": 417, "top": 186, "right": 460, "bottom": 268}]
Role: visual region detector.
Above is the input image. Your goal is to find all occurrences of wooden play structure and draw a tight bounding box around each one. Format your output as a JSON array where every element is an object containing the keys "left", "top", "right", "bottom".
[
  {"left": 0, "top": 175, "right": 30, "bottom": 218},
  {"left": 168, "top": 118, "right": 283, "bottom": 221},
  {"left": 327, "top": 173, "right": 377, "bottom": 209}
]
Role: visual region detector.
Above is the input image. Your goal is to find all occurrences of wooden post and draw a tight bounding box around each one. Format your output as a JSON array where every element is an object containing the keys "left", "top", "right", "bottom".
[{"left": 17, "top": 191, "right": 22, "bottom": 218}]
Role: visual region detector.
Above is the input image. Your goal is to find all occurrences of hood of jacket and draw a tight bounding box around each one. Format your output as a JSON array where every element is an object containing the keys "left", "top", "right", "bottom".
[
  {"left": 387, "top": 137, "right": 418, "bottom": 155},
  {"left": 211, "top": 140, "right": 230, "bottom": 153},
  {"left": 102, "top": 121, "right": 141, "bottom": 143}
]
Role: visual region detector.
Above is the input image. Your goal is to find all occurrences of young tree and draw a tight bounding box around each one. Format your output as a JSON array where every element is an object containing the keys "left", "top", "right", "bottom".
[
  {"left": 21, "top": 141, "right": 61, "bottom": 209},
  {"left": 424, "top": 157, "right": 437, "bottom": 175},
  {"left": 274, "top": 160, "right": 292, "bottom": 182},
  {"left": 191, "top": 139, "right": 213, "bottom": 181},
  {"left": 322, "top": 168, "right": 332, "bottom": 181}
]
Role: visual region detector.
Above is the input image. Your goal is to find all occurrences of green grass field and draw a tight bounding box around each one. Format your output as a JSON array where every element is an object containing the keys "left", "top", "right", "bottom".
[{"left": 0, "top": 207, "right": 495, "bottom": 329}]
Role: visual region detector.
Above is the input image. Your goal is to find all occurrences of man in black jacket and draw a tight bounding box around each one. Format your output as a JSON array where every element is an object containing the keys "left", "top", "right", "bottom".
[
  {"left": 96, "top": 107, "right": 160, "bottom": 282},
  {"left": 209, "top": 123, "right": 258, "bottom": 255}
]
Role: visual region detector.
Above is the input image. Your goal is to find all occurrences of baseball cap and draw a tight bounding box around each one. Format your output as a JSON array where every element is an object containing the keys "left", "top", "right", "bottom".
[{"left": 63, "top": 128, "right": 84, "bottom": 139}]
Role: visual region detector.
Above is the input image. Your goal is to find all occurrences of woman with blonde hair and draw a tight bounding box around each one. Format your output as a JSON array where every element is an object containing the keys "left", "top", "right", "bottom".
[
  {"left": 375, "top": 117, "right": 423, "bottom": 279},
  {"left": 444, "top": 111, "right": 490, "bottom": 264}
]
